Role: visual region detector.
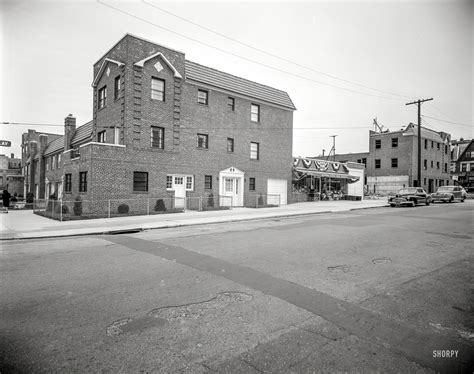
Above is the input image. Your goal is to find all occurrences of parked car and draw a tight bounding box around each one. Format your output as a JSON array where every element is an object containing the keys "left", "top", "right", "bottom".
[
  {"left": 431, "top": 185, "right": 465, "bottom": 203},
  {"left": 388, "top": 187, "right": 431, "bottom": 207}
]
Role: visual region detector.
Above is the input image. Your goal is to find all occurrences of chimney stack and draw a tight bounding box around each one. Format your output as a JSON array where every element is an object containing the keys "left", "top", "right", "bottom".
[
  {"left": 11, "top": 153, "right": 14, "bottom": 159},
  {"left": 64, "top": 114, "right": 76, "bottom": 150}
]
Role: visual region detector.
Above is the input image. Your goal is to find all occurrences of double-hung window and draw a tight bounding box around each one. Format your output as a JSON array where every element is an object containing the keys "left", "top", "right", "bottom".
[
  {"left": 204, "top": 175, "right": 213, "bottom": 189},
  {"left": 133, "top": 172, "right": 148, "bottom": 192},
  {"left": 392, "top": 138, "right": 398, "bottom": 148},
  {"left": 79, "top": 172, "right": 87, "bottom": 192},
  {"left": 98, "top": 86, "right": 107, "bottom": 109},
  {"left": 251, "top": 104, "right": 260, "bottom": 122},
  {"left": 98, "top": 130, "right": 106, "bottom": 143},
  {"left": 391, "top": 158, "right": 398, "bottom": 168},
  {"left": 375, "top": 139, "right": 381, "bottom": 149},
  {"left": 227, "top": 138, "right": 234, "bottom": 153},
  {"left": 64, "top": 174, "right": 72, "bottom": 192},
  {"left": 197, "top": 133, "right": 208, "bottom": 149},
  {"left": 198, "top": 89, "right": 208, "bottom": 105},
  {"left": 151, "top": 126, "right": 164, "bottom": 149},
  {"left": 375, "top": 159, "right": 381, "bottom": 169},
  {"left": 249, "top": 177, "right": 256, "bottom": 191},
  {"left": 114, "top": 76, "right": 121, "bottom": 100},
  {"left": 250, "top": 142, "right": 259, "bottom": 160},
  {"left": 151, "top": 78, "right": 165, "bottom": 101},
  {"left": 228, "top": 97, "right": 235, "bottom": 111}
]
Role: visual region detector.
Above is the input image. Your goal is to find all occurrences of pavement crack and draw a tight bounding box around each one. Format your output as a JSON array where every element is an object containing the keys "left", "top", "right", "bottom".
[
  {"left": 298, "top": 326, "right": 340, "bottom": 342},
  {"left": 237, "top": 357, "right": 264, "bottom": 373}
]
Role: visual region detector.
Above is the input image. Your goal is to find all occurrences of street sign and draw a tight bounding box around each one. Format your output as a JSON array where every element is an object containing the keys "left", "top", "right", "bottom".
[{"left": 0, "top": 140, "right": 11, "bottom": 147}]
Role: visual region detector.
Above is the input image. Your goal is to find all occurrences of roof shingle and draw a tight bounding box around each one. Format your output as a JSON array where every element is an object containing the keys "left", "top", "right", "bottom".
[
  {"left": 71, "top": 121, "right": 93, "bottom": 146},
  {"left": 185, "top": 60, "right": 296, "bottom": 110}
]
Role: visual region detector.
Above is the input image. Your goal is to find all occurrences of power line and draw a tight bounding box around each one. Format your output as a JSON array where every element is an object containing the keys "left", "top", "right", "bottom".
[
  {"left": 422, "top": 115, "right": 472, "bottom": 128},
  {"left": 97, "top": 0, "right": 405, "bottom": 102},
  {"left": 0, "top": 121, "right": 63, "bottom": 127},
  {"left": 142, "top": 1, "right": 415, "bottom": 101}
]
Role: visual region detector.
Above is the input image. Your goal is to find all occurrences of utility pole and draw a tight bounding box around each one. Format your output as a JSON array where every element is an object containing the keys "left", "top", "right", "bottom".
[
  {"left": 405, "top": 98, "right": 433, "bottom": 187},
  {"left": 329, "top": 135, "right": 338, "bottom": 161}
]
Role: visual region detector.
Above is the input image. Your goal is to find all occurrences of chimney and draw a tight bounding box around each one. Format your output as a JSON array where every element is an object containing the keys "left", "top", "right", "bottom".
[
  {"left": 39, "top": 134, "right": 49, "bottom": 155},
  {"left": 11, "top": 153, "right": 14, "bottom": 159},
  {"left": 64, "top": 114, "right": 76, "bottom": 150}
]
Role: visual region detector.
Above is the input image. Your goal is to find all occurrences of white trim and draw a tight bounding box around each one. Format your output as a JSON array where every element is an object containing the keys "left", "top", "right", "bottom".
[
  {"left": 79, "top": 142, "right": 126, "bottom": 148},
  {"left": 134, "top": 52, "right": 183, "bottom": 79},
  {"left": 92, "top": 58, "right": 125, "bottom": 88}
]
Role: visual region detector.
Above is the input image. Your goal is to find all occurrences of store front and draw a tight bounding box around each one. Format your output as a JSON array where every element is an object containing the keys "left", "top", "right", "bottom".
[{"left": 292, "top": 158, "right": 364, "bottom": 200}]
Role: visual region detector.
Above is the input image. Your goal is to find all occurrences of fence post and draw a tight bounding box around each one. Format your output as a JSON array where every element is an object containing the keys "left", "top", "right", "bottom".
[
  {"left": 199, "top": 196, "right": 202, "bottom": 212},
  {"left": 256, "top": 195, "right": 258, "bottom": 208},
  {"left": 108, "top": 200, "right": 111, "bottom": 218},
  {"left": 147, "top": 198, "right": 150, "bottom": 215},
  {"left": 60, "top": 200, "right": 63, "bottom": 221}
]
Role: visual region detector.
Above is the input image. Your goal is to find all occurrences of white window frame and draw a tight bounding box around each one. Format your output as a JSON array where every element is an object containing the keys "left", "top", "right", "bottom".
[{"left": 166, "top": 174, "right": 194, "bottom": 191}]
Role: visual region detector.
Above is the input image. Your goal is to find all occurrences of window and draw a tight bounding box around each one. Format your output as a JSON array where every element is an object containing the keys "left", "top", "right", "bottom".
[
  {"left": 249, "top": 177, "right": 256, "bottom": 191},
  {"left": 79, "top": 171, "right": 87, "bottom": 192},
  {"left": 228, "top": 97, "right": 235, "bottom": 111},
  {"left": 204, "top": 175, "right": 213, "bottom": 190},
  {"left": 444, "top": 163, "right": 448, "bottom": 173},
  {"left": 151, "top": 78, "right": 165, "bottom": 101},
  {"left": 46, "top": 157, "right": 50, "bottom": 171},
  {"left": 357, "top": 159, "right": 361, "bottom": 164},
  {"left": 445, "top": 145, "right": 448, "bottom": 154},
  {"left": 391, "top": 138, "right": 398, "bottom": 148},
  {"left": 470, "top": 163, "right": 474, "bottom": 171},
  {"left": 436, "top": 161, "right": 440, "bottom": 169},
  {"left": 362, "top": 158, "right": 367, "bottom": 166},
  {"left": 227, "top": 138, "right": 234, "bottom": 153},
  {"left": 431, "top": 160, "right": 434, "bottom": 168},
  {"left": 251, "top": 104, "right": 260, "bottom": 122},
  {"left": 98, "top": 130, "right": 106, "bottom": 143},
  {"left": 250, "top": 142, "right": 259, "bottom": 160},
  {"left": 166, "top": 175, "right": 173, "bottom": 189},
  {"left": 151, "top": 126, "right": 164, "bottom": 149},
  {"left": 98, "top": 86, "right": 107, "bottom": 109},
  {"left": 424, "top": 178, "right": 427, "bottom": 185},
  {"left": 461, "top": 163, "right": 467, "bottom": 172},
  {"left": 424, "top": 159, "right": 427, "bottom": 170},
  {"left": 114, "top": 76, "right": 121, "bottom": 100},
  {"left": 197, "top": 133, "right": 208, "bottom": 149},
  {"left": 198, "top": 89, "right": 208, "bottom": 105},
  {"left": 424, "top": 139, "right": 428, "bottom": 149},
  {"left": 57, "top": 153, "right": 61, "bottom": 167},
  {"left": 52, "top": 156, "right": 56, "bottom": 169},
  {"left": 186, "top": 176, "right": 193, "bottom": 190},
  {"left": 375, "top": 159, "right": 381, "bottom": 169},
  {"left": 431, "top": 141, "right": 434, "bottom": 148},
  {"left": 114, "top": 127, "right": 120, "bottom": 145},
  {"left": 375, "top": 139, "right": 381, "bottom": 149},
  {"left": 133, "top": 172, "right": 148, "bottom": 192},
  {"left": 65, "top": 174, "right": 72, "bottom": 192},
  {"left": 437, "top": 142, "right": 440, "bottom": 150},
  {"left": 391, "top": 158, "right": 398, "bottom": 168}
]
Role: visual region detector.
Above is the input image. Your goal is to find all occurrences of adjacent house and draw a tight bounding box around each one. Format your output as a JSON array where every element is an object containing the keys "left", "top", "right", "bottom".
[
  {"left": 334, "top": 124, "right": 451, "bottom": 194},
  {"left": 22, "top": 34, "right": 296, "bottom": 215},
  {"left": 451, "top": 139, "right": 474, "bottom": 192},
  {"left": 0, "top": 153, "right": 23, "bottom": 197}
]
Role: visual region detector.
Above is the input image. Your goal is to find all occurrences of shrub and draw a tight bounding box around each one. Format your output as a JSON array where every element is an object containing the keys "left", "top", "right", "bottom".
[
  {"left": 73, "top": 196, "right": 82, "bottom": 216},
  {"left": 208, "top": 192, "right": 215, "bottom": 207},
  {"left": 54, "top": 204, "right": 69, "bottom": 214},
  {"left": 154, "top": 199, "right": 167, "bottom": 212},
  {"left": 26, "top": 192, "right": 34, "bottom": 204},
  {"left": 118, "top": 204, "right": 129, "bottom": 214}
]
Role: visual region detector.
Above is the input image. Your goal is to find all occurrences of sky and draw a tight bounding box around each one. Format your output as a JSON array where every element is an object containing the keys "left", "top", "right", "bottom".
[{"left": 1, "top": 0, "right": 472, "bottom": 159}]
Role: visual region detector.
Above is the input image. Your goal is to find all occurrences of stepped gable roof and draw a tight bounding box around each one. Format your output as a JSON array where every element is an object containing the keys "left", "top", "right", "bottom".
[
  {"left": 44, "top": 136, "right": 64, "bottom": 156},
  {"left": 185, "top": 60, "right": 296, "bottom": 110},
  {"left": 71, "top": 121, "right": 93, "bottom": 146}
]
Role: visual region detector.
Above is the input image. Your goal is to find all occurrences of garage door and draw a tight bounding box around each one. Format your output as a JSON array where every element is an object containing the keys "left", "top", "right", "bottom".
[{"left": 267, "top": 179, "right": 287, "bottom": 205}]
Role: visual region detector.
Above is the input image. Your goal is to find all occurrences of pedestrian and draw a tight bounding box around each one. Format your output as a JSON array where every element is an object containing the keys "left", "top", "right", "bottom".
[{"left": 2, "top": 189, "right": 11, "bottom": 213}]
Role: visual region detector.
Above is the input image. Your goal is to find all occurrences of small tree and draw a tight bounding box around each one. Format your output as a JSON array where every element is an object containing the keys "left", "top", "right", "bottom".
[
  {"left": 73, "top": 196, "right": 82, "bottom": 216},
  {"left": 208, "top": 192, "right": 215, "bottom": 208},
  {"left": 155, "top": 199, "right": 167, "bottom": 212}
]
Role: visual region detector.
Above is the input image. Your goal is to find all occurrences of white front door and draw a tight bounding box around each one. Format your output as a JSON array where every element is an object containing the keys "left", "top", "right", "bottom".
[
  {"left": 173, "top": 176, "right": 186, "bottom": 208},
  {"left": 219, "top": 167, "right": 245, "bottom": 207}
]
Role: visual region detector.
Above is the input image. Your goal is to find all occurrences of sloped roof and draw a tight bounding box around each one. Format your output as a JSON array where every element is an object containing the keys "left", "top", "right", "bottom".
[
  {"left": 71, "top": 121, "right": 93, "bottom": 146},
  {"left": 44, "top": 135, "right": 64, "bottom": 156},
  {"left": 185, "top": 60, "right": 296, "bottom": 110}
]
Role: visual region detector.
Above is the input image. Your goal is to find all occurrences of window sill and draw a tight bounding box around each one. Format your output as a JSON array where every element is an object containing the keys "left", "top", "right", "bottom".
[
  {"left": 151, "top": 98, "right": 165, "bottom": 103},
  {"left": 97, "top": 106, "right": 107, "bottom": 112},
  {"left": 196, "top": 147, "right": 209, "bottom": 150},
  {"left": 132, "top": 191, "right": 149, "bottom": 194}
]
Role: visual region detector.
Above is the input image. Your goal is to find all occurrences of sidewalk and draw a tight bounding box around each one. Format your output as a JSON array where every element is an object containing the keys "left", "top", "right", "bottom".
[{"left": 0, "top": 199, "right": 388, "bottom": 240}]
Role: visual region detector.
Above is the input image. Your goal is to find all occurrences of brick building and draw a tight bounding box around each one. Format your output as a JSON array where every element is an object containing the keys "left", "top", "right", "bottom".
[
  {"left": 334, "top": 124, "right": 451, "bottom": 194},
  {"left": 22, "top": 34, "right": 295, "bottom": 213},
  {"left": 451, "top": 139, "right": 474, "bottom": 191},
  {"left": 0, "top": 153, "right": 23, "bottom": 197}
]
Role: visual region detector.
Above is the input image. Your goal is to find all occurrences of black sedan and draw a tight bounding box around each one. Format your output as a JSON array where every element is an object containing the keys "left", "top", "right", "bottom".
[{"left": 388, "top": 187, "right": 431, "bottom": 207}]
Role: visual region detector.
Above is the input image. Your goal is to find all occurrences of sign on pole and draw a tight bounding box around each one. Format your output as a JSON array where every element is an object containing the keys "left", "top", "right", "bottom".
[{"left": 0, "top": 140, "right": 12, "bottom": 147}]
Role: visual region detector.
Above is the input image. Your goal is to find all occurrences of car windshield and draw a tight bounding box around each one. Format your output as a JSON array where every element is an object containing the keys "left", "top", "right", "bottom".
[
  {"left": 437, "top": 186, "right": 454, "bottom": 192},
  {"left": 398, "top": 188, "right": 417, "bottom": 194}
]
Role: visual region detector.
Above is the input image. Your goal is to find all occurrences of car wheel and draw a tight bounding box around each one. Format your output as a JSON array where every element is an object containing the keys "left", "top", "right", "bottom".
[
  {"left": 461, "top": 199, "right": 465, "bottom": 202},
  {"left": 390, "top": 204, "right": 395, "bottom": 207},
  {"left": 450, "top": 196, "right": 454, "bottom": 203},
  {"left": 410, "top": 200, "right": 415, "bottom": 207},
  {"left": 426, "top": 200, "right": 430, "bottom": 206}
]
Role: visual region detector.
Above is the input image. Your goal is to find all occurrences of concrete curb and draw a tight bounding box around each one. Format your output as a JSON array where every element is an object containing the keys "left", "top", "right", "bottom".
[{"left": 0, "top": 204, "right": 389, "bottom": 241}]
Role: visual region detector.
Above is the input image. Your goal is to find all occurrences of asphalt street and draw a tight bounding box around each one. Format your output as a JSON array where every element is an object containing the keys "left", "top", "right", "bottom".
[{"left": 1, "top": 202, "right": 473, "bottom": 373}]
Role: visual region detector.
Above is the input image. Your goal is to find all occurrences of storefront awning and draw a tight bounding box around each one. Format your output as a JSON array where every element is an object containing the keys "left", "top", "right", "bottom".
[{"left": 293, "top": 158, "right": 360, "bottom": 183}]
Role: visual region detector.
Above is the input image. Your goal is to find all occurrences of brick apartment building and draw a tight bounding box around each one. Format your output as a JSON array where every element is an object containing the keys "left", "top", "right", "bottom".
[
  {"left": 451, "top": 139, "right": 474, "bottom": 191},
  {"left": 334, "top": 124, "right": 451, "bottom": 194},
  {"left": 22, "top": 34, "right": 295, "bottom": 212},
  {"left": 0, "top": 153, "right": 23, "bottom": 197}
]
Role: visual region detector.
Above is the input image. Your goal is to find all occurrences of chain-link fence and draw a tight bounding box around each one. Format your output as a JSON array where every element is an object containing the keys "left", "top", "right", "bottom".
[
  {"left": 34, "top": 195, "right": 234, "bottom": 221},
  {"left": 245, "top": 193, "right": 281, "bottom": 208}
]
